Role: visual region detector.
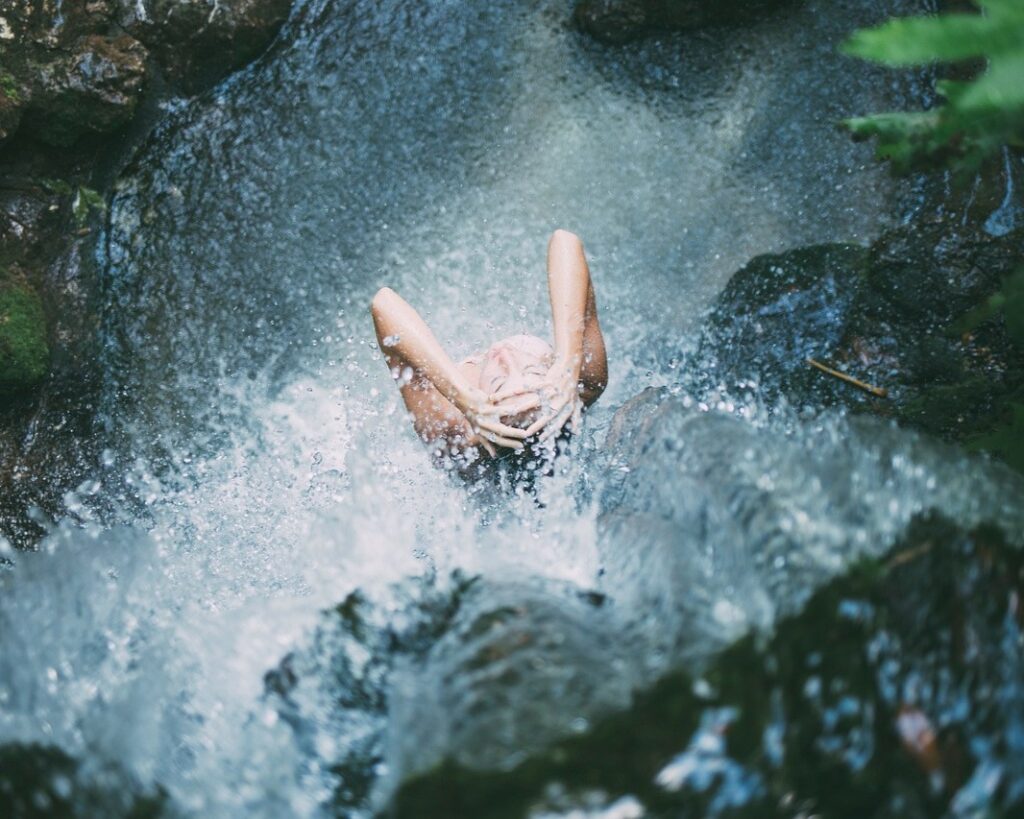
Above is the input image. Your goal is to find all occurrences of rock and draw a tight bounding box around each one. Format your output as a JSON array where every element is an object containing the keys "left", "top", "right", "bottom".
[
  {"left": 574, "top": 0, "right": 795, "bottom": 44},
  {"left": 0, "top": 742, "right": 166, "bottom": 818},
  {"left": 0, "top": 0, "right": 149, "bottom": 147},
  {"left": 0, "top": 68, "right": 26, "bottom": 142},
  {"left": 118, "top": 0, "right": 293, "bottom": 93},
  {"left": 0, "top": 0, "right": 293, "bottom": 148},
  {"left": 693, "top": 219, "right": 1024, "bottom": 446},
  {"left": 0, "top": 0, "right": 295, "bottom": 548},
  {"left": 387, "top": 515, "right": 1024, "bottom": 818},
  {"left": 22, "top": 34, "right": 148, "bottom": 147},
  {"left": 386, "top": 581, "right": 632, "bottom": 786},
  {"left": 0, "top": 154, "right": 103, "bottom": 547},
  {"left": 694, "top": 243, "right": 871, "bottom": 409},
  {"left": 0, "top": 268, "right": 49, "bottom": 394}
]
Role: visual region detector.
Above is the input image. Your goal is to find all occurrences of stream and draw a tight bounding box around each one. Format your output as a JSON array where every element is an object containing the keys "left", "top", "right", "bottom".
[{"left": 3, "top": 1, "right": 1023, "bottom": 816}]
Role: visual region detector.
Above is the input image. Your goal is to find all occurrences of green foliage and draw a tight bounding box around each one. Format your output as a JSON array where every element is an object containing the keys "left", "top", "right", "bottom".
[
  {"left": 953, "top": 268, "right": 1024, "bottom": 473},
  {"left": 38, "top": 179, "right": 106, "bottom": 226},
  {"left": 952, "top": 266, "right": 1024, "bottom": 347},
  {"left": 844, "top": 5, "right": 1024, "bottom": 475},
  {"left": 72, "top": 185, "right": 106, "bottom": 226},
  {"left": 967, "top": 402, "right": 1024, "bottom": 473},
  {"left": 0, "top": 70, "right": 20, "bottom": 103},
  {"left": 841, "top": 0, "right": 1024, "bottom": 173},
  {"left": 39, "top": 177, "right": 73, "bottom": 196}
]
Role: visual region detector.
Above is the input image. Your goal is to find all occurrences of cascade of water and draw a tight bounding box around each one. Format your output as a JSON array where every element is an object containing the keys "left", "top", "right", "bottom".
[{"left": 7, "top": 1, "right": 1017, "bottom": 817}]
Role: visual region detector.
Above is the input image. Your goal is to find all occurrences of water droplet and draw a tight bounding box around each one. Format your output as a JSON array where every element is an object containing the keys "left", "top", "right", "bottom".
[{"left": 382, "top": 334, "right": 401, "bottom": 346}]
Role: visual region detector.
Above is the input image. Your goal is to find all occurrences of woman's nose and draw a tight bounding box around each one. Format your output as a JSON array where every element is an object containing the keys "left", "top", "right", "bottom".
[{"left": 496, "top": 348, "right": 521, "bottom": 376}]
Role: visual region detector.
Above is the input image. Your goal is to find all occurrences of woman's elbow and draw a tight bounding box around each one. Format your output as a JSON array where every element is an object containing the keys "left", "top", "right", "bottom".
[
  {"left": 550, "top": 228, "right": 582, "bottom": 250},
  {"left": 371, "top": 286, "right": 397, "bottom": 319}
]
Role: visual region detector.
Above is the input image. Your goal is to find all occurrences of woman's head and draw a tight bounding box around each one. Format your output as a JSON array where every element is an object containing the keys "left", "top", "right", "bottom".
[{"left": 478, "top": 335, "right": 553, "bottom": 428}]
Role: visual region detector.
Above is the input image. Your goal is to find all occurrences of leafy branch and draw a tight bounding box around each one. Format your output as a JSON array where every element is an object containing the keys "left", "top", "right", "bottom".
[{"left": 841, "top": 0, "right": 1024, "bottom": 174}]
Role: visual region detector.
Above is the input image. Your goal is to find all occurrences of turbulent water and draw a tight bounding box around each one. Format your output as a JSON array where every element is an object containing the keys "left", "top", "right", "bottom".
[{"left": 3, "top": 0, "right": 1023, "bottom": 816}]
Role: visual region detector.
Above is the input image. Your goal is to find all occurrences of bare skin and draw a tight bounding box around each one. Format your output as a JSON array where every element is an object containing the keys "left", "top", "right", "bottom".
[{"left": 371, "top": 229, "right": 607, "bottom": 457}]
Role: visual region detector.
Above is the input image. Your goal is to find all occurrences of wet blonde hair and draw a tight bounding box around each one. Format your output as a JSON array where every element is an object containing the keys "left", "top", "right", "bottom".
[{"left": 478, "top": 335, "right": 553, "bottom": 429}]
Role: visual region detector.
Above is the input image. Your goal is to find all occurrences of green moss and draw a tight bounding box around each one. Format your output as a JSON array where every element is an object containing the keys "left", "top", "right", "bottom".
[
  {"left": 0, "top": 278, "right": 49, "bottom": 393},
  {"left": 0, "top": 70, "right": 21, "bottom": 103}
]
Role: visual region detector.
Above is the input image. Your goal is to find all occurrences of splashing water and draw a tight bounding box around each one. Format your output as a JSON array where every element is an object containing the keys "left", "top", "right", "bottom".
[{"left": 4, "top": 0, "right": 1021, "bottom": 816}]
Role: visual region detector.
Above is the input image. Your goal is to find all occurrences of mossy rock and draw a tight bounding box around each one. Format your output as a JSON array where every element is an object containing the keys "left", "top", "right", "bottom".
[{"left": 0, "top": 274, "right": 50, "bottom": 394}]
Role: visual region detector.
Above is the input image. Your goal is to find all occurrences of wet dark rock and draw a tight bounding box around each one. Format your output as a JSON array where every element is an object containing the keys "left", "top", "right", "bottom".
[
  {"left": 118, "top": 0, "right": 294, "bottom": 93},
  {"left": 695, "top": 243, "right": 870, "bottom": 409},
  {"left": 0, "top": 1, "right": 149, "bottom": 147},
  {"left": 574, "top": 0, "right": 795, "bottom": 44},
  {"left": 0, "top": 0, "right": 293, "bottom": 148},
  {"left": 0, "top": 148, "right": 106, "bottom": 547},
  {"left": 22, "top": 34, "right": 149, "bottom": 147},
  {"left": 387, "top": 515, "right": 1024, "bottom": 818},
  {"left": 0, "top": 742, "right": 166, "bottom": 818},
  {"left": 694, "top": 218, "right": 1024, "bottom": 447}
]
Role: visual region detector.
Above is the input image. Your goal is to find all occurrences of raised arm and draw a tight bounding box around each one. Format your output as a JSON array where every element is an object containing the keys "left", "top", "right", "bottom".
[
  {"left": 547, "top": 229, "right": 607, "bottom": 406},
  {"left": 371, "top": 287, "right": 528, "bottom": 452},
  {"left": 491, "top": 230, "right": 607, "bottom": 441}
]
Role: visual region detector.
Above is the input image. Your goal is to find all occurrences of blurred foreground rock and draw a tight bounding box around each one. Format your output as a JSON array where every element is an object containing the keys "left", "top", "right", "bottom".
[
  {"left": 387, "top": 515, "right": 1024, "bottom": 818},
  {"left": 0, "top": 742, "right": 166, "bottom": 819},
  {"left": 264, "top": 575, "right": 632, "bottom": 817}
]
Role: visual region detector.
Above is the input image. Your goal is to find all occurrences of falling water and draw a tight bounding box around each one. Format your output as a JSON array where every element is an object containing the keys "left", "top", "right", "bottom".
[{"left": 3, "top": 0, "right": 1022, "bottom": 816}]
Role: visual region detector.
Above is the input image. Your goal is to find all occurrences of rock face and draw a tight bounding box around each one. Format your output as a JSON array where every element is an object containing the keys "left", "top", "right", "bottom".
[
  {"left": 118, "top": 0, "right": 294, "bottom": 93},
  {"left": 0, "top": 1, "right": 148, "bottom": 147},
  {"left": 0, "top": 0, "right": 293, "bottom": 148},
  {"left": 693, "top": 219, "right": 1024, "bottom": 449},
  {"left": 574, "top": 0, "right": 795, "bottom": 43},
  {"left": 0, "top": 0, "right": 295, "bottom": 548},
  {"left": 388, "top": 515, "right": 1024, "bottom": 818}
]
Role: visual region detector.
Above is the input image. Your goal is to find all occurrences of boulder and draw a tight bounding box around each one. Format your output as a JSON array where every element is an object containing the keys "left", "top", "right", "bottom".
[
  {"left": 264, "top": 576, "right": 629, "bottom": 816},
  {"left": 0, "top": 742, "right": 166, "bottom": 818},
  {"left": 21, "top": 34, "right": 148, "bottom": 147},
  {"left": 117, "top": 0, "right": 293, "bottom": 93},
  {"left": 0, "top": 1, "right": 149, "bottom": 147},
  {"left": 693, "top": 219, "right": 1024, "bottom": 445},
  {"left": 574, "top": 0, "right": 795, "bottom": 44},
  {"left": 388, "top": 515, "right": 1024, "bottom": 818},
  {"left": 693, "top": 243, "right": 871, "bottom": 409},
  {"left": 0, "top": 0, "right": 294, "bottom": 148}
]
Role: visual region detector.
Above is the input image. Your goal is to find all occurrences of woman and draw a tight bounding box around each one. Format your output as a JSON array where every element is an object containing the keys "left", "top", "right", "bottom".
[{"left": 371, "top": 229, "right": 607, "bottom": 458}]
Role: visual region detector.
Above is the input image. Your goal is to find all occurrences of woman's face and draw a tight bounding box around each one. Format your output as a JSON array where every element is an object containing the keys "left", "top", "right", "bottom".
[{"left": 479, "top": 335, "right": 553, "bottom": 427}]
